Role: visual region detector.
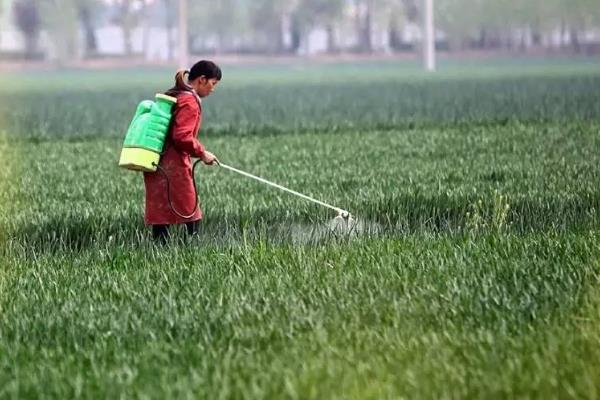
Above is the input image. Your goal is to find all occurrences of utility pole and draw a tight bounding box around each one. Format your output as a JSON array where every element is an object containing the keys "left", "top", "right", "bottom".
[
  {"left": 178, "top": 0, "right": 189, "bottom": 68},
  {"left": 423, "top": 0, "right": 436, "bottom": 72}
]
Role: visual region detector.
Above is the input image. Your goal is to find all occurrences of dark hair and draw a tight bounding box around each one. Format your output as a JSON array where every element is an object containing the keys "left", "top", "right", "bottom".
[
  {"left": 190, "top": 60, "right": 222, "bottom": 81},
  {"left": 166, "top": 60, "right": 222, "bottom": 96}
]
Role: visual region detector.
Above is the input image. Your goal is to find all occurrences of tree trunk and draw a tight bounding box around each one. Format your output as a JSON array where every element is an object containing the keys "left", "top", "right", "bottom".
[
  {"left": 354, "top": 0, "right": 362, "bottom": 50},
  {"left": 388, "top": 12, "right": 402, "bottom": 51},
  {"left": 79, "top": 6, "right": 97, "bottom": 57},
  {"left": 478, "top": 28, "right": 486, "bottom": 49},
  {"left": 361, "top": 0, "right": 373, "bottom": 52},
  {"left": 163, "top": 0, "right": 175, "bottom": 60},
  {"left": 24, "top": 33, "right": 39, "bottom": 59},
  {"left": 289, "top": 13, "right": 301, "bottom": 54},
  {"left": 519, "top": 29, "right": 527, "bottom": 52},
  {"left": 531, "top": 22, "right": 541, "bottom": 47},
  {"left": 326, "top": 24, "right": 337, "bottom": 53},
  {"left": 505, "top": 30, "right": 514, "bottom": 50},
  {"left": 13, "top": 0, "right": 41, "bottom": 59},
  {"left": 560, "top": 19, "right": 566, "bottom": 49},
  {"left": 120, "top": 2, "right": 134, "bottom": 56},
  {"left": 355, "top": 0, "right": 372, "bottom": 53},
  {"left": 123, "top": 23, "right": 133, "bottom": 56},
  {"left": 570, "top": 28, "right": 580, "bottom": 53},
  {"left": 354, "top": 0, "right": 373, "bottom": 52},
  {"left": 273, "top": 17, "right": 284, "bottom": 54},
  {"left": 166, "top": 27, "right": 175, "bottom": 60}
]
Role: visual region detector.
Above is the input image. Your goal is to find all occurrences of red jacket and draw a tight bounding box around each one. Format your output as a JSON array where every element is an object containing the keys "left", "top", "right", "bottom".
[{"left": 143, "top": 92, "right": 205, "bottom": 225}]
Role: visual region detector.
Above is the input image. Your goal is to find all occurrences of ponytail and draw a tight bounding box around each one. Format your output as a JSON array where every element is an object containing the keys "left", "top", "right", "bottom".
[
  {"left": 165, "top": 69, "right": 193, "bottom": 97},
  {"left": 175, "top": 69, "right": 192, "bottom": 90}
]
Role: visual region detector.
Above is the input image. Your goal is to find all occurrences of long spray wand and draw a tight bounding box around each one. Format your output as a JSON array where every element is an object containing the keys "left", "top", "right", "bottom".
[{"left": 217, "top": 161, "right": 351, "bottom": 219}]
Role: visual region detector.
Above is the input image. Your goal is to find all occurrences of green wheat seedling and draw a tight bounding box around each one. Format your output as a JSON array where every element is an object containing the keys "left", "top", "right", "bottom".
[{"left": 1, "top": 60, "right": 600, "bottom": 398}]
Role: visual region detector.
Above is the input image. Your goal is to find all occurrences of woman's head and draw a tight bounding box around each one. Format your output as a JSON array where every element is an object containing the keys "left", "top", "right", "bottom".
[{"left": 173, "top": 60, "right": 222, "bottom": 98}]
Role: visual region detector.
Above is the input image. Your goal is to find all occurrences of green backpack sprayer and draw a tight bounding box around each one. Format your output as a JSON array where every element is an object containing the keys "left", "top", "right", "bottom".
[
  {"left": 119, "top": 93, "right": 177, "bottom": 172},
  {"left": 118, "top": 93, "right": 203, "bottom": 219},
  {"left": 119, "top": 94, "right": 354, "bottom": 229}
]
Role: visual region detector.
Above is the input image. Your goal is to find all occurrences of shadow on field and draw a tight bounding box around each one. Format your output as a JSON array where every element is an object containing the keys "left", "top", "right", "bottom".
[
  {"left": 10, "top": 214, "right": 148, "bottom": 252},
  {"left": 9, "top": 211, "right": 372, "bottom": 253},
  {"left": 9, "top": 192, "right": 600, "bottom": 253}
]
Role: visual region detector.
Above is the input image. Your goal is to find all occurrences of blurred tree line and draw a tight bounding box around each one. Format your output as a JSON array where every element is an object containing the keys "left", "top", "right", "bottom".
[
  {"left": 5, "top": 0, "right": 600, "bottom": 61},
  {"left": 436, "top": 0, "right": 600, "bottom": 51}
]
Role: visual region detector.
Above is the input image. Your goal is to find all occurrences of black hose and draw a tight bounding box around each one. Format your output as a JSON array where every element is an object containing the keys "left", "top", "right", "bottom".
[{"left": 152, "top": 160, "right": 203, "bottom": 219}]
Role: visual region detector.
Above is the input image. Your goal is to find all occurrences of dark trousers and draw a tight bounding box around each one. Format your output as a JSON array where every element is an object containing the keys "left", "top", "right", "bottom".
[{"left": 152, "top": 221, "right": 199, "bottom": 242}]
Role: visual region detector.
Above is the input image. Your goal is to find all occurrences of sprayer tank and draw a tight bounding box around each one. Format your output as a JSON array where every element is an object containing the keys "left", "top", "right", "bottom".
[{"left": 119, "top": 94, "right": 177, "bottom": 172}]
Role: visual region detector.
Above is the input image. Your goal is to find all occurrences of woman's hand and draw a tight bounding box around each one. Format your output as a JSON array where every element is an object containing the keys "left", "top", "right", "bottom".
[{"left": 200, "top": 151, "right": 219, "bottom": 166}]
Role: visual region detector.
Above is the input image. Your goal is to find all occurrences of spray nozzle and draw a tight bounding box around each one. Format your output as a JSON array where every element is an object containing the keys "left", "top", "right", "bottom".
[{"left": 338, "top": 210, "right": 351, "bottom": 220}]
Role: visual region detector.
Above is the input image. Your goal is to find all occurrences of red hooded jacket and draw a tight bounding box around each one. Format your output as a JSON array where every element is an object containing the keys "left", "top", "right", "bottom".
[{"left": 143, "top": 92, "right": 205, "bottom": 225}]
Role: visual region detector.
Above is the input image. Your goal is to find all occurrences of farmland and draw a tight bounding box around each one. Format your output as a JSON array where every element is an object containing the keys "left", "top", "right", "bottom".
[{"left": 1, "top": 58, "right": 600, "bottom": 398}]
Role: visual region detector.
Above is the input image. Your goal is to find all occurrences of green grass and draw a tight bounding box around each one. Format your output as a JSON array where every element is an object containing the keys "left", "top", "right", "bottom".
[
  {"left": 3, "top": 67, "right": 600, "bottom": 138},
  {"left": 1, "top": 56, "right": 599, "bottom": 91},
  {"left": 1, "top": 58, "right": 600, "bottom": 398},
  {"left": 5, "top": 125, "right": 600, "bottom": 252},
  {"left": 2, "top": 235, "right": 600, "bottom": 399}
]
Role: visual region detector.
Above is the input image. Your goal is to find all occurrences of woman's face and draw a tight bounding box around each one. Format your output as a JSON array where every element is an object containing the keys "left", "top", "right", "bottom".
[{"left": 191, "top": 76, "right": 219, "bottom": 98}]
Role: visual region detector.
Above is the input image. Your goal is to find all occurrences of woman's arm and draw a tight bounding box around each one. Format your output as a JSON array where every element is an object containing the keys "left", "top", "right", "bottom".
[{"left": 170, "top": 97, "right": 205, "bottom": 158}]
